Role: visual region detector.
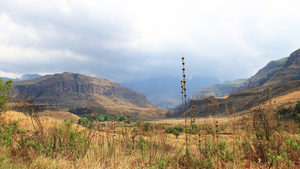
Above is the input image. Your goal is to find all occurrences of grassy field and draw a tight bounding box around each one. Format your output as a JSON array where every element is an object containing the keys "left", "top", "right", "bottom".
[{"left": 1, "top": 101, "right": 300, "bottom": 169}]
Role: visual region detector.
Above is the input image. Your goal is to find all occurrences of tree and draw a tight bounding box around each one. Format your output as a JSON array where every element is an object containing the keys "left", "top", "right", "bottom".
[
  {"left": 135, "top": 120, "right": 143, "bottom": 128},
  {"left": 0, "top": 78, "right": 14, "bottom": 115},
  {"left": 144, "top": 123, "right": 151, "bottom": 132},
  {"left": 118, "top": 115, "right": 125, "bottom": 121},
  {"left": 78, "top": 117, "right": 88, "bottom": 125},
  {"left": 173, "top": 130, "right": 180, "bottom": 138}
]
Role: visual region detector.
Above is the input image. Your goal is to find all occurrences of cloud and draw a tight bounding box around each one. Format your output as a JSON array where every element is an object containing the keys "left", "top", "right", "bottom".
[{"left": 1, "top": 0, "right": 300, "bottom": 83}]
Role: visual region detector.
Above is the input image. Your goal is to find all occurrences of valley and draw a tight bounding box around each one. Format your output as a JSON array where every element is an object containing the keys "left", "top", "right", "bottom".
[{"left": 1, "top": 48, "right": 300, "bottom": 168}]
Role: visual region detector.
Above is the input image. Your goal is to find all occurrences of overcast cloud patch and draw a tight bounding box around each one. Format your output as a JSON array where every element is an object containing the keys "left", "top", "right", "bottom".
[{"left": 1, "top": 0, "right": 300, "bottom": 83}]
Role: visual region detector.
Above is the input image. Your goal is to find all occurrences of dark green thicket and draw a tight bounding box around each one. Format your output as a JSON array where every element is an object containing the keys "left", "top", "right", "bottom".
[
  {"left": 78, "top": 114, "right": 131, "bottom": 126},
  {"left": 277, "top": 101, "right": 300, "bottom": 122}
]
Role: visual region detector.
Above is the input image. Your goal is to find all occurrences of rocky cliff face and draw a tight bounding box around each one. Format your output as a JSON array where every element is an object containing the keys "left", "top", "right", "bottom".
[
  {"left": 231, "top": 49, "right": 300, "bottom": 93},
  {"left": 12, "top": 72, "right": 156, "bottom": 108},
  {"left": 283, "top": 49, "right": 300, "bottom": 68},
  {"left": 263, "top": 49, "right": 300, "bottom": 86}
]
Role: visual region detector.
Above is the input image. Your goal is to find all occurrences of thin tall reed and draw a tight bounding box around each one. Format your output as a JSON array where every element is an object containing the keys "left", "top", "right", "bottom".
[{"left": 181, "top": 56, "right": 188, "bottom": 154}]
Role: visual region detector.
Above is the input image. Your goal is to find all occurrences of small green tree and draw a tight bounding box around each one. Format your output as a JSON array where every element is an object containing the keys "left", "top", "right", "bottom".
[
  {"left": 135, "top": 120, "right": 143, "bottom": 128},
  {"left": 118, "top": 115, "right": 125, "bottom": 121},
  {"left": 173, "top": 129, "right": 180, "bottom": 138},
  {"left": 78, "top": 117, "right": 89, "bottom": 125},
  {"left": 0, "top": 78, "right": 14, "bottom": 115},
  {"left": 144, "top": 123, "right": 151, "bottom": 132}
]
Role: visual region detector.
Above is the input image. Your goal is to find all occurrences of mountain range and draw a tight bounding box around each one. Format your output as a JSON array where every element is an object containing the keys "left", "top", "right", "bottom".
[
  {"left": 176, "top": 48, "right": 300, "bottom": 117},
  {"left": 1, "top": 74, "right": 42, "bottom": 82},
  {"left": 10, "top": 72, "right": 156, "bottom": 109},
  {"left": 3, "top": 48, "right": 300, "bottom": 117},
  {"left": 191, "top": 48, "right": 300, "bottom": 102},
  {"left": 121, "top": 76, "right": 220, "bottom": 109}
]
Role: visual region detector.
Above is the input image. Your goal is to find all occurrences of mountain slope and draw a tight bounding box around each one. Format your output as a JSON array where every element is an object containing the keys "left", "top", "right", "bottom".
[
  {"left": 232, "top": 57, "right": 287, "bottom": 93},
  {"left": 263, "top": 49, "right": 300, "bottom": 86},
  {"left": 11, "top": 72, "right": 156, "bottom": 108},
  {"left": 232, "top": 48, "right": 300, "bottom": 93},
  {"left": 192, "top": 79, "right": 246, "bottom": 99},
  {"left": 184, "top": 79, "right": 300, "bottom": 117}
]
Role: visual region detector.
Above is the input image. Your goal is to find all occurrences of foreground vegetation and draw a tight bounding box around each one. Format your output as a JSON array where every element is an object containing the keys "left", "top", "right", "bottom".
[{"left": 1, "top": 106, "right": 300, "bottom": 168}]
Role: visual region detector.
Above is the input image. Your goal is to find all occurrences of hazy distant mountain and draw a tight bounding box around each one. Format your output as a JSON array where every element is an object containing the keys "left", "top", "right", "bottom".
[
  {"left": 1, "top": 74, "right": 42, "bottom": 82},
  {"left": 191, "top": 79, "right": 247, "bottom": 99},
  {"left": 121, "top": 75, "right": 220, "bottom": 109},
  {"left": 11, "top": 72, "right": 156, "bottom": 108},
  {"left": 232, "top": 48, "right": 300, "bottom": 93},
  {"left": 19, "top": 74, "right": 42, "bottom": 81},
  {"left": 1, "top": 77, "right": 12, "bottom": 82}
]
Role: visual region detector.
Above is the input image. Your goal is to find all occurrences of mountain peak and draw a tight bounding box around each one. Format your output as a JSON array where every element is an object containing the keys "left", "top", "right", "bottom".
[
  {"left": 232, "top": 48, "right": 300, "bottom": 93},
  {"left": 283, "top": 48, "right": 300, "bottom": 68},
  {"left": 19, "top": 74, "right": 42, "bottom": 81}
]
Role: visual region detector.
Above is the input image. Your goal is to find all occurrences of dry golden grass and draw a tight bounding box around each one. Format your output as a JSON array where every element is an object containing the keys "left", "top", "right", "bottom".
[
  {"left": 38, "top": 110, "right": 80, "bottom": 121},
  {"left": 1, "top": 109, "right": 300, "bottom": 168},
  {"left": 215, "top": 95, "right": 229, "bottom": 99},
  {"left": 148, "top": 117, "right": 239, "bottom": 125},
  {"left": 272, "top": 90, "right": 300, "bottom": 104},
  {"left": 1, "top": 111, "right": 83, "bottom": 131},
  {"left": 246, "top": 90, "right": 300, "bottom": 112},
  {"left": 6, "top": 102, "right": 80, "bottom": 121}
]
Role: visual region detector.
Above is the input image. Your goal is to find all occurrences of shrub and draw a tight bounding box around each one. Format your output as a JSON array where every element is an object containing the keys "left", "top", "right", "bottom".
[
  {"left": 173, "top": 130, "right": 180, "bottom": 138},
  {"left": 78, "top": 117, "right": 88, "bottom": 125},
  {"left": 144, "top": 123, "right": 151, "bottom": 132},
  {"left": 277, "top": 102, "right": 300, "bottom": 122},
  {"left": 0, "top": 78, "right": 14, "bottom": 115}
]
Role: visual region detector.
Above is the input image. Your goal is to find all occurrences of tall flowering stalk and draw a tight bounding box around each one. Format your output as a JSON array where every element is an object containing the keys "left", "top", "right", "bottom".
[{"left": 181, "top": 56, "right": 188, "bottom": 154}]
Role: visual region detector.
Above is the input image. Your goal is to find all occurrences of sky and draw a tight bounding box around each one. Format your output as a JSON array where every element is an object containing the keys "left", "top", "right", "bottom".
[{"left": 1, "top": 0, "right": 300, "bottom": 83}]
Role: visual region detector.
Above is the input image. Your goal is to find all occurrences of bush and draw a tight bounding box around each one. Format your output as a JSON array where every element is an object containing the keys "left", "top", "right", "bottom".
[
  {"left": 174, "top": 126, "right": 184, "bottom": 132},
  {"left": 78, "top": 117, "right": 88, "bottom": 125},
  {"left": 0, "top": 78, "right": 14, "bottom": 115},
  {"left": 277, "top": 102, "right": 300, "bottom": 122},
  {"left": 144, "top": 123, "right": 151, "bottom": 132},
  {"left": 173, "top": 130, "right": 180, "bottom": 138}
]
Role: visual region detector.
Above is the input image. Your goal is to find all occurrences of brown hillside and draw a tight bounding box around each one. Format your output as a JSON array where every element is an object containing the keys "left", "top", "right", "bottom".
[
  {"left": 11, "top": 72, "right": 156, "bottom": 109},
  {"left": 185, "top": 80, "right": 300, "bottom": 117}
]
